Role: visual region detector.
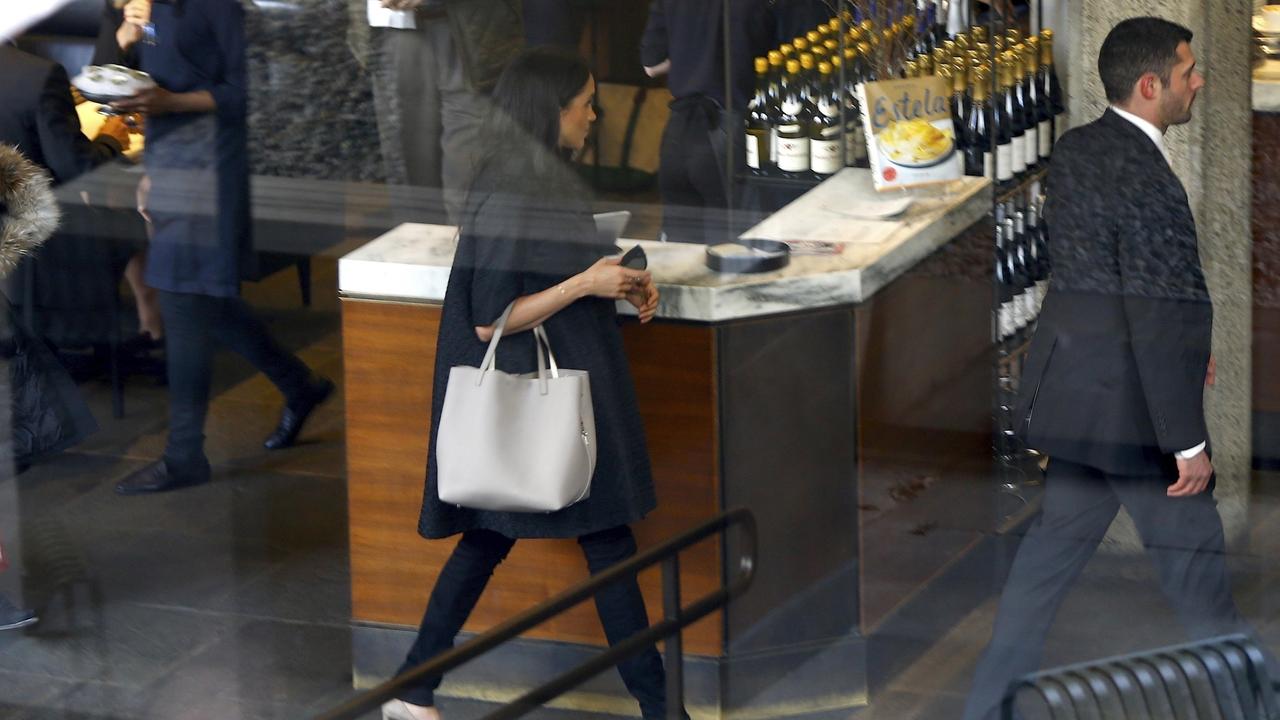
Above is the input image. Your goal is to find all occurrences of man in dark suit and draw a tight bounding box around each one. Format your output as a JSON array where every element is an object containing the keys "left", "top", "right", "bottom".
[
  {"left": 962, "top": 17, "right": 1264, "bottom": 720},
  {"left": 0, "top": 44, "right": 130, "bottom": 184}
]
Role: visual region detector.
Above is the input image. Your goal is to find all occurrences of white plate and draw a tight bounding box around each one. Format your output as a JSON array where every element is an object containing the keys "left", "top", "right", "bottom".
[{"left": 1254, "top": 16, "right": 1280, "bottom": 36}]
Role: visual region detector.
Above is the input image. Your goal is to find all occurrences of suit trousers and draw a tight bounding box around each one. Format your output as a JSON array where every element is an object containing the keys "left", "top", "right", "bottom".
[
  {"left": 658, "top": 99, "right": 729, "bottom": 245},
  {"left": 962, "top": 457, "right": 1254, "bottom": 720},
  {"left": 159, "top": 291, "right": 312, "bottom": 478},
  {"left": 393, "top": 525, "right": 686, "bottom": 719},
  {"left": 370, "top": 18, "right": 489, "bottom": 224}
]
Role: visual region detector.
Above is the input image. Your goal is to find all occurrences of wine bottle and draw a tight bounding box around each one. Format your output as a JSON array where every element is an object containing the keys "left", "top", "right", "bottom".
[
  {"left": 952, "top": 60, "right": 971, "bottom": 131},
  {"left": 745, "top": 57, "right": 774, "bottom": 176},
  {"left": 1028, "top": 199, "right": 1050, "bottom": 309},
  {"left": 991, "top": 63, "right": 1014, "bottom": 188},
  {"left": 1039, "top": 30, "right": 1059, "bottom": 147},
  {"left": 1023, "top": 39, "right": 1050, "bottom": 164},
  {"left": 1013, "top": 210, "right": 1035, "bottom": 327},
  {"left": 858, "top": 40, "right": 877, "bottom": 82},
  {"left": 1004, "top": 216, "right": 1026, "bottom": 339},
  {"left": 995, "top": 215, "right": 1014, "bottom": 344},
  {"left": 1014, "top": 47, "right": 1038, "bottom": 173},
  {"left": 810, "top": 61, "right": 843, "bottom": 179},
  {"left": 776, "top": 59, "right": 814, "bottom": 177},
  {"left": 964, "top": 67, "right": 992, "bottom": 179},
  {"left": 800, "top": 52, "right": 817, "bottom": 100},
  {"left": 1000, "top": 54, "right": 1027, "bottom": 180},
  {"left": 844, "top": 46, "right": 870, "bottom": 168},
  {"left": 767, "top": 51, "right": 785, "bottom": 169}
]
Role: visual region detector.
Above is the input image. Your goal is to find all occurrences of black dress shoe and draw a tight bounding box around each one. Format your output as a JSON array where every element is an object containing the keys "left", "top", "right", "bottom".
[
  {"left": 0, "top": 594, "right": 37, "bottom": 631},
  {"left": 115, "top": 461, "right": 210, "bottom": 496},
  {"left": 264, "top": 378, "right": 335, "bottom": 450}
]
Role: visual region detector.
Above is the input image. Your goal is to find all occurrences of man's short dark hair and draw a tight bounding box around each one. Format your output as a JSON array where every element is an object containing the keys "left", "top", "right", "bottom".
[{"left": 1098, "top": 17, "right": 1193, "bottom": 104}]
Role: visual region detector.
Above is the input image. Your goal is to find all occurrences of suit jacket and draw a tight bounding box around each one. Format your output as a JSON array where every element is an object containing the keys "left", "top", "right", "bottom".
[
  {"left": 0, "top": 45, "right": 122, "bottom": 185},
  {"left": 1015, "top": 109, "right": 1212, "bottom": 476}
]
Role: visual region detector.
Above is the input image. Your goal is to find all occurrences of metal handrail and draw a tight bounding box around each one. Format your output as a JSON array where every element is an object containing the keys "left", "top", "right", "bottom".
[
  {"left": 314, "top": 507, "right": 758, "bottom": 720},
  {"left": 1001, "top": 634, "right": 1280, "bottom": 720}
]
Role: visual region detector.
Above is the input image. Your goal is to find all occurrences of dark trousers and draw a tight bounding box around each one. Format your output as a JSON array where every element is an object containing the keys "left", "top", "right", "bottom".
[
  {"left": 159, "top": 290, "right": 312, "bottom": 476},
  {"left": 395, "top": 525, "right": 684, "bottom": 719},
  {"left": 658, "top": 99, "right": 729, "bottom": 245},
  {"left": 962, "top": 457, "right": 1257, "bottom": 720}
]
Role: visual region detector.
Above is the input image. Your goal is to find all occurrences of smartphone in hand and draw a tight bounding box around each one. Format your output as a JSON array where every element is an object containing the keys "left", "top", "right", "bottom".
[{"left": 620, "top": 244, "right": 647, "bottom": 271}]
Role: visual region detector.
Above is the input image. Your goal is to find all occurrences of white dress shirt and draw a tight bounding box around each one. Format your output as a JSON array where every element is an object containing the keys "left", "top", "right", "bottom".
[{"left": 1109, "top": 105, "right": 1205, "bottom": 461}]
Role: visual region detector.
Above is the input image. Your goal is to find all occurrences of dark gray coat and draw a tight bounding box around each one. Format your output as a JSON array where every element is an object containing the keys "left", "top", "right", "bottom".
[
  {"left": 1015, "top": 109, "right": 1212, "bottom": 476},
  {"left": 417, "top": 149, "right": 657, "bottom": 539}
]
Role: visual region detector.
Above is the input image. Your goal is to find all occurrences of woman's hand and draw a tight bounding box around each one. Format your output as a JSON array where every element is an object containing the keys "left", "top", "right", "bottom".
[
  {"left": 112, "top": 88, "right": 215, "bottom": 117},
  {"left": 625, "top": 279, "right": 659, "bottom": 323},
  {"left": 112, "top": 87, "right": 175, "bottom": 116},
  {"left": 116, "top": 0, "right": 151, "bottom": 50},
  {"left": 580, "top": 257, "right": 650, "bottom": 300}
]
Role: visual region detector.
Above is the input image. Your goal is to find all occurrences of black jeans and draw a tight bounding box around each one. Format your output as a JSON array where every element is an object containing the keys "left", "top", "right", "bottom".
[
  {"left": 394, "top": 525, "right": 685, "bottom": 719},
  {"left": 158, "top": 291, "right": 312, "bottom": 477}
]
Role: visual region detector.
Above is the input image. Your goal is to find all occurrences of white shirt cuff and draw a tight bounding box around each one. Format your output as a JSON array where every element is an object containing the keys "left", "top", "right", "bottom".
[{"left": 1176, "top": 442, "right": 1206, "bottom": 460}]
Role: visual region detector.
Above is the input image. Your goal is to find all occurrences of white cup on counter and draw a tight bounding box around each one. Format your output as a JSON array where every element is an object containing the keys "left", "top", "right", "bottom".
[{"left": 1262, "top": 5, "right": 1280, "bottom": 32}]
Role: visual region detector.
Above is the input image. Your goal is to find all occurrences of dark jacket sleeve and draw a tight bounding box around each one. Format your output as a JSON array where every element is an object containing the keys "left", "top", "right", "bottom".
[
  {"left": 1117, "top": 182, "right": 1212, "bottom": 455},
  {"left": 34, "top": 64, "right": 123, "bottom": 185},
  {"left": 92, "top": 0, "right": 137, "bottom": 67},
  {"left": 207, "top": 0, "right": 249, "bottom": 124},
  {"left": 640, "top": 0, "right": 668, "bottom": 68}
]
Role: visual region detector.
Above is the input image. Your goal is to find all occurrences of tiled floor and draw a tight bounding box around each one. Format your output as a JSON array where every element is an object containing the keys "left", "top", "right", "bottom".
[{"left": 0, "top": 257, "right": 1278, "bottom": 719}]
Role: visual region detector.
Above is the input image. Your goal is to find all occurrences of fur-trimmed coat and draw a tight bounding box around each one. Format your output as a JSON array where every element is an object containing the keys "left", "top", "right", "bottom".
[{"left": 0, "top": 146, "right": 97, "bottom": 466}]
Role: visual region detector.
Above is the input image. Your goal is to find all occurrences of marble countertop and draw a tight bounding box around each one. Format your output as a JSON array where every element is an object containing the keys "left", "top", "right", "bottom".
[
  {"left": 1255, "top": 60, "right": 1280, "bottom": 113},
  {"left": 338, "top": 169, "right": 992, "bottom": 323}
]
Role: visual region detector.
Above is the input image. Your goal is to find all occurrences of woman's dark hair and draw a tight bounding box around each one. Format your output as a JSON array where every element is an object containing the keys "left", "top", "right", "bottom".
[
  {"left": 1098, "top": 17, "right": 1193, "bottom": 104},
  {"left": 484, "top": 46, "right": 592, "bottom": 155}
]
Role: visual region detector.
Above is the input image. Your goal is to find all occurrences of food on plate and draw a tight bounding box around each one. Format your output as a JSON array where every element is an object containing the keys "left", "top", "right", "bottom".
[{"left": 877, "top": 118, "right": 953, "bottom": 165}]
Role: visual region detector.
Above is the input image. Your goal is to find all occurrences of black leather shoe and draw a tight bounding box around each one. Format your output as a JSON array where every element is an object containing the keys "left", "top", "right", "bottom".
[
  {"left": 264, "top": 378, "right": 335, "bottom": 450},
  {"left": 115, "top": 461, "right": 210, "bottom": 496}
]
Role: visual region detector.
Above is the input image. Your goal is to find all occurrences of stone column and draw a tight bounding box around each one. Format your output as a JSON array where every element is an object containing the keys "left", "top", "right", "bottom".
[{"left": 1059, "top": 0, "right": 1256, "bottom": 546}]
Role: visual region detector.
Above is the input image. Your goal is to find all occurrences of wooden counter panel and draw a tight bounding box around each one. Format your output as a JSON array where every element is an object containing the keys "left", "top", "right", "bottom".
[{"left": 345, "top": 299, "right": 722, "bottom": 654}]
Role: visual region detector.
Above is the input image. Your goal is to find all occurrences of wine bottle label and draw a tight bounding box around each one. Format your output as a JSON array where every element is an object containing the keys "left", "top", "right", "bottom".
[
  {"left": 1024, "top": 126, "right": 1038, "bottom": 167},
  {"left": 996, "top": 144, "right": 1013, "bottom": 181},
  {"left": 1011, "top": 291, "right": 1025, "bottom": 329},
  {"left": 778, "top": 124, "right": 801, "bottom": 133},
  {"left": 811, "top": 139, "right": 842, "bottom": 175},
  {"left": 999, "top": 302, "right": 1014, "bottom": 339},
  {"left": 983, "top": 152, "right": 994, "bottom": 180},
  {"left": 781, "top": 99, "right": 803, "bottom": 115},
  {"left": 777, "top": 136, "right": 811, "bottom": 172},
  {"left": 770, "top": 128, "right": 779, "bottom": 163},
  {"left": 1012, "top": 135, "right": 1027, "bottom": 174},
  {"left": 1021, "top": 291, "right": 1035, "bottom": 326},
  {"left": 818, "top": 100, "right": 839, "bottom": 118},
  {"left": 746, "top": 134, "right": 761, "bottom": 170},
  {"left": 1038, "top": 120, "right": 1052, "bottom": 158}
]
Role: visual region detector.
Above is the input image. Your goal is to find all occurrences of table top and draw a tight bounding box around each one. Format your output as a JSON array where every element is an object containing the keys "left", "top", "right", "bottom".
[{"left": 338, "top": 169, "right": 992, "bottom": 323}]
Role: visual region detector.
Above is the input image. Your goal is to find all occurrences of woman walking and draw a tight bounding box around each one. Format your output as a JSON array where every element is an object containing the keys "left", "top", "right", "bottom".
[{"left": 382, "top": 48, "right": 680, "bottom": 720}]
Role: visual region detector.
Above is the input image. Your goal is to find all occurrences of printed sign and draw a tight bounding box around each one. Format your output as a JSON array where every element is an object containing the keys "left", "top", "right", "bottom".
[{"left": 856, "top": 75, "right": 964, "bottom": 191}]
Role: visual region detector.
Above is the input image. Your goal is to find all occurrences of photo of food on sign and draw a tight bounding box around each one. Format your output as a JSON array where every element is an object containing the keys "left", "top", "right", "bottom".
[
  {"left": 878, "top": 118, "right": 955, "bottom": 168},
  {"left": 857, "top": 75, "right": 964, "bottom": 190}
]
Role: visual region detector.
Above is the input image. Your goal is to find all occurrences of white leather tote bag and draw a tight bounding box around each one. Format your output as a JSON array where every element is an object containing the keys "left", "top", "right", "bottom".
[{"left": 436, "top": 302, "right": 596, "bottom": 512}]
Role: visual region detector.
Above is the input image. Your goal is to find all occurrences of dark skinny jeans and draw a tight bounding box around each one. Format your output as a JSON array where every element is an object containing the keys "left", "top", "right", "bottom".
[{"left": 394, "top": 525, "right": 686, "bottom": 719}]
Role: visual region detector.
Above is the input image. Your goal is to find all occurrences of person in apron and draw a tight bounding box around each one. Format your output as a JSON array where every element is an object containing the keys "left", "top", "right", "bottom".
[{"left": 106, "top": 0, "right": 334, "bottom": 495}]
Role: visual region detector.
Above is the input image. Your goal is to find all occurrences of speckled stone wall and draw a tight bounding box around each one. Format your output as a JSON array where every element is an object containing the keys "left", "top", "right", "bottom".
[
  {"left": 1061, "top": 0, "right": 1255, "bottom": 547},
  {"left": 244, "top": 0, "right": 384, "bottom": 182}
]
